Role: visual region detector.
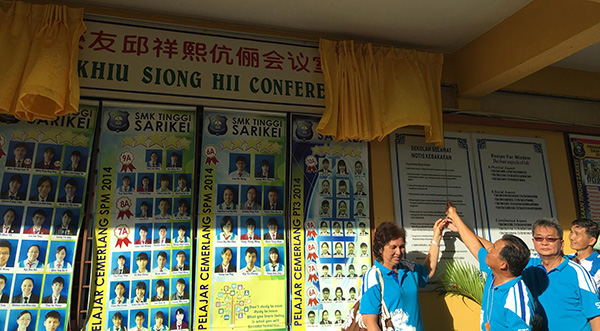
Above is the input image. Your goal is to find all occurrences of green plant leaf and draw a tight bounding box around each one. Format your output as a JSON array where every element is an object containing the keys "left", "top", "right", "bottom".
[{"left": 433, "top": 260, "right": 486, "bottom": 306}]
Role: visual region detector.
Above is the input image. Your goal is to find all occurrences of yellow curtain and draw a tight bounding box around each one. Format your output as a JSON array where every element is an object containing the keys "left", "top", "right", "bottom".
[
  {"left": 0, "top": 0, "right": 85, "bottom": 120},
  {"left": 318, "top": 39, "right": 444, "bottom": 145}
]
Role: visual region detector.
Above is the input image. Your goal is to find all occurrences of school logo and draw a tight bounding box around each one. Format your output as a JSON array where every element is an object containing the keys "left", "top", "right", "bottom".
[
  {"left": 295, "top": 121, "right": 313, "bottom": 140},
  {"left": 207, "top": 115, "right": 228, "bottom": 136},
  {"left": 0, "top": 114, "right": 20, "bottom": 124},
  {"left": 573, "top": 141, "right": 586, "bottom": 158},
  {"left": 106, "top": 110, "right": 130, "bottom": 132}
]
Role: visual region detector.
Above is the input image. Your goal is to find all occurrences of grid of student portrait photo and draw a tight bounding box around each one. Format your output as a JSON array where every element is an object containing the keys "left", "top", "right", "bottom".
[
  {"left": 0, "top": 139, "right": 92, "bottom": 331},
  {"left": 307, "top": 156, "right": 372, "bottom": 327},
  {"left": 105, "top": 147, "right": 193, "bottom": 331},
  {"left": 213, "top": 153, "right": 286, "bottom": 278}
]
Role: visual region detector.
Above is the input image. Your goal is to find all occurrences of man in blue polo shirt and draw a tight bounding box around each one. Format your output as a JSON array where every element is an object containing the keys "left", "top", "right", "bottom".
[
  {"left": 523, "top": 218, "right": 600, "bottom": 331},
  {"left": 568, "top": 218, "right": 600, "bottom": 290},
  {"left": 446, "top": 206, "right": 534, "bottom": 330}
]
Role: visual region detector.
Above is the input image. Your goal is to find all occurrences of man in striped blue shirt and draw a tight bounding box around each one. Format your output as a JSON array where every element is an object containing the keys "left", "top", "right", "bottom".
[
  {"left": 446, "top": 206, "right": 534, "bottom": 331},
  {"left": 567, "top": 219, "right": 600, "bottom": 291}
]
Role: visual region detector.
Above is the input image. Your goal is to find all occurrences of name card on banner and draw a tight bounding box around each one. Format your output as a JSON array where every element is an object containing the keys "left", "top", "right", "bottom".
[
  {"left": 0, "top": 104, "right": 97, "bottom": 331},
  {"left": 88, "top": 103, "right": 196, "bottom": 331},
  {"left": 290, "top": 114, "right": 372, "bottom": 329},
  {"left": 196, "top": 108, "right": 287, "bottom": 331}
]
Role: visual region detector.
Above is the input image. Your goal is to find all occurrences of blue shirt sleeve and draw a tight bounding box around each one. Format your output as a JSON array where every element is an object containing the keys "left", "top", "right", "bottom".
[
  {"left": 579, "top": 280, "right": 600, "bottom": 319},
  {"left": 414, "top": 263, "right": 429, "bottom": 288}
]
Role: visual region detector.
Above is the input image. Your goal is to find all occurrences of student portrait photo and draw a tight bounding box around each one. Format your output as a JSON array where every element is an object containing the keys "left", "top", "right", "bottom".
[
  {"left": 239, "top": 247, "right": 260, "bottom": 274},
  {"left": 334, "top": 310, "right": 343, "bottom": 325},
  {"left": 331, "top": 221, "right": 343, "bottom": 236},
  {"left": 29, "top": 175, "right": 56, "bottom": 203},
  {"left": 63, "top": 148, "right": 87, "bottom": 172},
  {"left": 0, "top": 240, "right": 15, "bottom": 268},
  {"left": 320, "top": 310, "right": 332, "bottom": 325},
  {"left": 172, "top": 250, "right": 190, "bottom": 272},
  {"left": 1, "top": 206, "right": 23, "bottom": 234},
  {"left": 240, "top": 217, "right": 260, "bottom": 240},
  {"left": 146, "top": 150, "right": 162, "bottom": 169},
  {"left": 346, "top": 242, "right": 356, "bottom": 257},
  {"left": 134, "top": 252, "right": 149, "bottom": 274},
  {"left": 255, "top": 156, "right": 274, "bottom": 180},
  {"left": 41, "top": 276, "right": 68, "bottom": 304},
  {"left": 0, "top": 173, "right": 28, "bottom": 200},
  {"left": 130, "top": 310, "right": 148, "bottom": 331},
  {"left": 109, "top": 281, "right": 129, "bottom": 305},
  {"left": 173, "top": 224, "right": 190, "bottom": 245},
  {"left": 34, "top": 144, "right": 62, "bottom": 170},
  {"left": 347, "top": 264, "right": 358, "bottom": 278},
  {"left": 137, "top": 174, "right": 154, "bottom": 193},
  {"left": 240, "top": 185, "right": 261, "bottom": 211},
  {"left": 5, "top": 141, "right": 33, "bottom": 168},
  {"left": 169, "top": 307, "right": 189, "bottom": 330},
  {"left": 23, "top": 208, "right": 51, "bottom": 235},
  {"left": 217, "top": 185, "right": 238, "bottom": 211},
  {"left": 229, "top": 154, "right": 250, "bottom": 179},
  {"left": 57, "top": 177, "right": 83, "bottom": 204},
  {"left": 307, "top": 311, "right": 317, "bottom": 326},
  {"left": 0, "top": 274, "right": 10, "bottom": 303},
  {"left": 333, "top": 242, "right": 344, "bottom": 257},
  {"left": 337, "top": 200, "right": 349, "bottom": 218},
  {"left": 170, "top": 279, "right": 189, "bottom": 301},
  {"left": 360, "top": 242, "right": 370, "bottom": 257},
  {"left": 319, "top": 200, "right": 331, "bottom": 217},
  {"left": 320, "top": 264, "right": 331, "bottom": 278},
  {"left": 12, "top": 274, "right": 42, "bottom": 304},
  {"left": 151, "top": 309, "right": 168, "bottom": 331},
  {"left": 263, "top": 186, "right": 283, "bottom": 212},
  {"left": 320, "top": 241, "right": 331, "bottom": 257},
  {"left": 106, "top": 311, "right": 127, "bottom": 331},
  {"left": 354, "top": 180, "right": 367, "bottom": 197},
  {"left": 117, "top": 174, "right": 135, "bottom": 193},
  {"left": 174, "top": 174, "right": 190, "bottom": 194},
  {"left": 358, "top": 222, "right": 369, "bottom": 235},
  {"left": 151, "top": 279, "right": 168, "bottom": 303},
  {"left": 263, "top": 247, "right": 284, "bottom": 273},
  {"left": 263, "top": 217, "right": 283, "bottom": 240},
  {"left": 154, "top": 224, "right": 171, "bottom": 244},
  {"left": 217, "top": 216, "right": 237, "bottom": 241},
  {"left": 155, "top": 198, "right": 171, "bottom": 218},
  {"left": 47, "top": 244, "right": 74, "bottom": 270},
  {"left": 319, "top": 158, "right": 332, "bottom": 175},
  {"left": 9, "top": 310, "right": 36, "bottom": 331},
  {"left": 334, "top": 265, "right": 345, "bottom": 279},
  {"left": 348, "top": 287, "right": 357, "bottom": 300},
  {"left": 319, "top": 221, "right": 330, "bottom": 235},
  {"left": 214, "top": 247, "right": 236, "bottom": 273},
  {"left": 320, "top": 289, "right": 331, "bottom": 303},
  {"left": 174, "top": 199, "right": 190, "bottom": 219},
  {"left": 354, "top": 160, "right": 364, "bottom": 176},
  {"left": 130, "top": 281, "right": 149, "bottom": 304},
  {"left": 136, "top": 199, "right": 152, "bottom": 218},
  {"left": 53, "top": 209, "right": 78, "bottom": 236},
  {"left": 112, "top": 253, "right": 130, "bottom": 275},
  {"left": 156, "top": 174, "right": 172, "bottom": 194},
  {"left": 18, "top": 243, "right": 45, "bottom": 269},
  {"left": 166, "top": 150, "right": 182, "bottom": 169},
  {"left": 152, "top": 251, "right": 169, "bottom": 274},
  {"left": 345, "top": 221, "right": 357, "bottom": 235},
  {"left": 336, "top": 159, "right": 348, "bottom": 175},
  {"left": 319, "top": 179, "right": 331, "bottom": 196},
  {"left": 135, "top": 225, "right": 151, "bottom": 245},
  {"left": 336, "top": 179, "right": 349, "bottom": 197}
]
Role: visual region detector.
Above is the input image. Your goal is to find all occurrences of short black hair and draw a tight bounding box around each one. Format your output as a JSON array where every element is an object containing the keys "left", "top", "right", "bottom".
[
  {"left": 245, "top": 247, "right": 257, "bottom": 256},
  {"left": 71, "top": 150, "right": 81, "bottom": 157},
  {"left": 135, "top": 311, "right": 145, "bottom": 319},
  {"left": 62, "top": 209, "right": 74, "bottom": 218},
  {"left": 135, "top": 281, "right": 146, "bottom": 290},
  {"left": 267, "top": 217, "right": 278, "bottom": 227},
  {"left": 52, "top": 276, "right": 65, "bottom": 286},
  {"left": 308, "top": 311, "right": 315, "bottom": 317},
  {"left": 33, "top": 209, "right": 46, "bottom": 218},
  {"left": 45, "top": 310, "right": 61, "bottom": 321},
  {"left": 499, "top": 234, "right": 531, "bottom": 277},
  {"left": 0, "top": 240, "right": 12, "bottom": 252},
  {"left": 140, "top": 201, "right": 149, "bottom": 208},
  {"left": 572, "top": 219, "right": 600, "bottom": 242},
  {"left": 176, "top": 278, "right": 185, "bottom": 286},
  {"left": 177, "top": 199, "right": 188, "bottom": 208},
  {"left": 37, "top": 176, "right": 53, "bottom": 188},
  {"left": 14, "top": 142, "right": 27, "bottom": 150},
  {"left": 236, "top": 155, "right": 247, "bottom": 163},
  {"left": 155, "top": 311, "right": 164, "bottom": 319},
  {"left": 56, "top": 246, "right": 67, "bottom": 254},
  {"left": 9, "top": 174, "right": 22, "bottom": 185},
  {"left": 157, "top": 251, "right": 167, "bottom": 259},
  {"left": 267, "top": 186, "right": 279, "bottom": 195},
  {"left": 176, "top": 250, "right": 186, "bottom": 258},
  {"left": 246, "top": 218, "right": 256, "bottom": 227},
  {"left": 64, "top": 178, "right": 77, "bottom": 188},
  {"left": 137, "top": 252, "right": 148, "bottom": 261},
  {"left": 139, "top": 225, "right": 148, "bottom": 232},
  {"left": 156, "top": 279, "right": 165, "bottom": 288},
  {"left": 0, "top": 274, "right": 7, "bottom": 283},
  {"left": 159, "top": 174, "right": 170, "bottom": 183},
  {"left": 532, "top": 218, "right": 563, "bottom": 239},
  {"left": 261, "top": 159, "right": 269, "bottom": 166},
  {"left": 113, "top": 312, "right": 123, "bottom": 320}
]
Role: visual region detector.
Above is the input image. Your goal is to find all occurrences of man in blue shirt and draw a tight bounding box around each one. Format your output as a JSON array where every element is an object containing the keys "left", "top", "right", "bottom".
[
  {"left": 523, "top": 218, "right": 600, "bottom": 331},
  {"left": 567, "top": 218, "right": 600, "bottom": 291},
  {"left": 446, "top": 205, "right": 534, "bottom": 331}
]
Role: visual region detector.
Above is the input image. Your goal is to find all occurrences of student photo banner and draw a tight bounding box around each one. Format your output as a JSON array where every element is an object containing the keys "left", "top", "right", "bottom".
[
  {"left": 568, "top": 134, "right": 600, "bottom": 221},
  {"left": 88, "top": 103, "right": 196, "bottom": 331},
  {"left": 290, "top": 114, "right": 371, "bottom": 330},
  {"left": 196, "top": 108, "right": 288, "bottom": 331},
  {"left": 0, "top": 103, "right": 98, "bottom": 331}
]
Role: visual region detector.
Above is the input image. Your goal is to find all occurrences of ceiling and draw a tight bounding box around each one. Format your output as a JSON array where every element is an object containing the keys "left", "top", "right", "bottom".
[{"left": 59, "top": 0, "right": 600, "bottom": 97}]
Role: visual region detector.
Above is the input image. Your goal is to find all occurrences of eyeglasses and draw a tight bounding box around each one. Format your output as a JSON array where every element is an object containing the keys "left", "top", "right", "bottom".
[{"left": 533, "top": 237, "right": 561, "bottom": 243}]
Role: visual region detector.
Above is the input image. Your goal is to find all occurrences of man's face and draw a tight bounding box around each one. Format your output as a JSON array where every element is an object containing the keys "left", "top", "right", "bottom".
[
  {"left": 268, "top": 223, "right": 278, "bottom": 233},
  {"left": 61, "top": 214, "right": 71, "bottom": 227},
  {"left": 245, "top": 252, "right": 257, "bottom": 267},
  {"left": 21, "top": 279, "right": 33, "bottom": 296},
  {"left": 177, "top": 253, "right": 185, "bottom": 265},
  {"left": 141, "top": 204, "right": 148, "bottom": 213},
  {"left": 176, "top": 282, "right": 185, "bottom": 294},
  {"left": 9, "top": 179, "right": 21, "bottom": 194},
  {"left": 33, "top": 213, "right": 45, "bottom": 227},
  {"left": 178, "top": 228, "right": 185, "bottom": 238},
  {"left": 268, "top": 191, "right": 278, "bottom": 204},
  {"left": 261, "top": 163, "right": 269, "bottom": 174},
  {"left": 308, "top": 313, "right": 315, "bottom": 324},
  {"left": 339, "top": 184, "right": 346, "bottom": 193},
  {"left": 361, "top": 265, "right": 368, "bottom": 275},
  {"left": 64, "top": 183, "right": 76, "bottom": 197},
  {"left": 156, "top": 285, "right": 164, "bottom": 296},
  {"left": 3, "top": 210, "right": 14, "bottom": 226},
  {"left": 71, "top": 154, "right": 81, "bottom": 164},
  {"left": 0, "top": 278, "right": 5, "bottom": 291},
  {"left": 360, "top": 224, "right": 366, "bottom": 233},
  {"left": 14, "top": 146, "right": 26, "bottom": 159},
  {"left": 178, "top": 204, "right": 187, "bottom": 215},
  {"left": 348, "top": 244, "right": 355, "bottom": 254},
  {"left": 361, "top": 246, "right": 368, "bottom": 255},
  {"left": 322, "top": 204, "right": 329, "bottom": 214},
  {"left": 159, "top": 201, "right": 169, "bottom": 213},
  {"left": 335, "top": 311, "right": 342, "bottom": 321},
  {"left": 356, "top": 182, "right": 364, "bottom": 193},
  {"left": 137, "top": 258, "right": 147, "bottom": 270},
  {"left": 140, "top": 229, "right": 148, "bottom": 239},
  {"left": 322, "top": 312, "right": 329, "bottom": 321},
  {"left": 323, "top": 291, "right": 329, "bottom": 300},
  {"left": 178, "top": 178, "right": 187, "bottom": 189},
  {"left": 135, "top": 315, "right": 145, "bottom": 327},
  {"left": 55, "top": 249, "right": 66, "bottom": 262},
  {"left": 485, "top": 239, "right": 507, "bottom": 273},
  {"left": 322, "top": 161, "right": 329, "bottom": 171},
  {"left": 349, "top": 267, "right": 355, "bottom": 275},
  {"left": 322, "top": 181, "right": 330, "bottom": 193},
  {"left": 357, "top": 203, "right": 364, "bottom": 214},
  {"left": 532, "top": 226, "right": 564, "bottom": 257},
  {"left": 569, "top": 225, "right": 594, "bottom": 251},
  {"left": 44, "top": 317, "right": 60, "bottom": 331},
  {"left": 236, "top": 160, "right": 246, "bottom": 171},
  {"left": 246, "top": 189, "right": 256, "bottom": 202},
  {"left": 160, "top": 179, "right": 169, "bottom": 190},
  {"left": 171, "top": 155, "right": 178, "bottom": 163},
  {"left": 17, "top": 313, "right": 31, "bottom": 328},
  {"left": 157, "top": 255, "right": 166, "bottom": 268},
  {"left": 150, "top": 153, "right": 158, "bottom": 162},
  {"left": 322, "top": 267, "right": 329, "bottom": 276},
  {"left": 44, "top": 150, "right": 54, "bottom": 162},
  {"left": 117, "top": 258, "right": 125, "bottom": 268},
  {"left": 355, "top": 162, "right": 363, "bottom": 174},
  {"left": 123, "top": 178, "right": 130, "bottom": 187},
  {"left": 52, "top": 281, "right": 63, "bottom": 294},
  {"left": 27, "top": 246, "right": 39, "bottom": 262},
  {"left": 221, "top": 249, "right": 232, "bottom": 264}
]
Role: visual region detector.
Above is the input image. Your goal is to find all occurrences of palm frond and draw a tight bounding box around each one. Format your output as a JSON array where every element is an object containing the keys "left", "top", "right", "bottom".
[{"left": 433, "top": 260, "right": 486, "bottom": 306}]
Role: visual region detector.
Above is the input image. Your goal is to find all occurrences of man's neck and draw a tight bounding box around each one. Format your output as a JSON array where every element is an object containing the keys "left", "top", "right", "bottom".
[
  {"left": 492, "top": 271, "right": 516, "bottom": 286},
  {"left": 540, "top": 254, "right": 564, "bottom": 271},
  {"left": 576, "top": 247, "right": 595, "bottom": 262}
]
